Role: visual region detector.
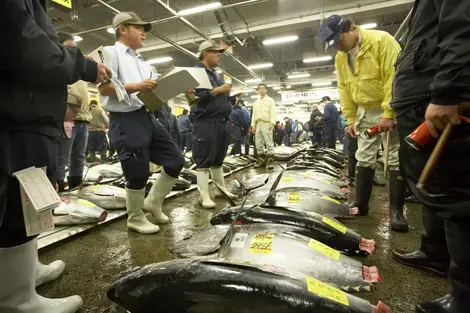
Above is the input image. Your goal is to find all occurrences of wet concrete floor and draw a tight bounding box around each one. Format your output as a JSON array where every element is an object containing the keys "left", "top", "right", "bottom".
[{"left": 38, "top": 164, "right": 449, "bottom": 313}]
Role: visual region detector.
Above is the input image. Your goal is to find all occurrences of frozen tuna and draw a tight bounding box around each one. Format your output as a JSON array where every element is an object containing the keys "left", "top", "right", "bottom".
[
  {"left": 54, "top": 197, "right": 108, "bottom": 225},
  {"left": 78, "top": 185, "right": 126, "bottom": 210}
]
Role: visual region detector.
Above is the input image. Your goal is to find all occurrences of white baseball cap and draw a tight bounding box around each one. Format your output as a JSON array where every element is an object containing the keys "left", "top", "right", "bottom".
[
  {"left": 112, "top": 12, "right": 152, "bottom": 32},
  {"left": 198, "top": 40, "right": 225, "bottom": 55}
]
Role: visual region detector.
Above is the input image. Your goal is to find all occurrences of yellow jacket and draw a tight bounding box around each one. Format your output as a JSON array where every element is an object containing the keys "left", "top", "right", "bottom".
[{"left": 336, "top": 27, "right": 401, "bottom": 125}]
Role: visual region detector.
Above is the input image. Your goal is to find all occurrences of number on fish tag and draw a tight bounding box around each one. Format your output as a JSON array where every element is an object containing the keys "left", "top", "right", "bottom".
[
  {"left": 250, "top": 234, "right": 274, "bottom": 254},
  {"left": 308, "top": 239, "right": 341, "bottom": 260},
  {"left": 76, "top": 199, "right": 96, "bottom": 208},
  {"left": 230, "top": 233, "right": 248, "bottom": 248},
  {"left": 306, "top": 276, "right": 350, "bottom": 306},
  {"left": 282, "top": 176, "right": 293, "bottom": 183},
  {"left": 321, "top": 195, "right": 340, "bottom": 204},
  {"left": 287, "top": 192, "right": 300, "bottom": 203},
  {"left": 322, "top": 217, "right": 347, "bottom": 234}
]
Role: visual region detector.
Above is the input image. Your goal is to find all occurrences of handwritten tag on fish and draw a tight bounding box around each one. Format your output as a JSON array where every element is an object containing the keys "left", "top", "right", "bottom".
[
  {"left": 321, "top": 195, "right": 340, "bottom": 204},
  {"left": 306, "top": 276, "right": 350, "bottom": 306},
  {"left": 76, "top": 199, "right": 96, "bottom": 208},
  {"left": 282, "top": 176, "right": 293, "bottom": 183},
  {"left": 287, "top": 192, "right": 300, "bottom": 203},
  {"left": 322, "top": 217, "right": 347, "bottom": 234},
  {"left": 230, "top": 233, "right": 248, "bottom": 248},
  {"left": 250, "top": 234, "right": 274, "bottom": 255},
  {"left": 308, "top": 239, "right": 340, "bottom": 260}
]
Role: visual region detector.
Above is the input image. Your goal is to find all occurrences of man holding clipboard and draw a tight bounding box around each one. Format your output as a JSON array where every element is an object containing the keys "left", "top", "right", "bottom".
[
  {"left": 99, "top": 12, "right": 184, "bottom": 234},
  {"left": 192, "top": 41, "right": 238, "bottom": 209}
]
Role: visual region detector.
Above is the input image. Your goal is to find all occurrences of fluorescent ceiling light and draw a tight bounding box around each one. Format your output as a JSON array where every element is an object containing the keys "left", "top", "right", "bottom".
[
  {"left": 263, "top": 35, "right": 299, "bottom": 45},
  {"left": 107, "top": 27, "right": 114, "bottom": 34},
  {"left": 312, "top": 81, "right": 333, "bottom": 87},
  {"left": 248, "top": 63, "right": 273, "bottom": 70},
  {"left": 178, "top": 2, "right": 222, "bottom": 15},
  {"left": 360, "top": 23, "right": 377, "bottom": 29},
  {"left": 73, "top": 35, "right": 83, "bottom": 42},
  {"left": 303, "top": 56, "right": 333, "bottom": 63},
  {"left": 251, "top": 95, "right": 259, "bottom": 99},
  {"left": 273, "top": 86, "right": 282, "bottom": 90},
  {"left": 288, "top": 73, "right": 310, "bottom": 79},
  {"left": 290, "top": 81, "right": 312, "bottom": 86},
  {"left": 245, "top": 78, "right": 262, "bottom": 83},
  {"left": 286, "top": 85, "right": 292, "bottom": 89},
  {"left": 147, "top": 56, "right": 173, "bottom": 64}
]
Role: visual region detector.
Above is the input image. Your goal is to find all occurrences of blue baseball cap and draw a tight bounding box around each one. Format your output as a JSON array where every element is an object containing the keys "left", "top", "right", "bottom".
[{"left": 316, "top": 15, "right": 346, "bottom": 51}]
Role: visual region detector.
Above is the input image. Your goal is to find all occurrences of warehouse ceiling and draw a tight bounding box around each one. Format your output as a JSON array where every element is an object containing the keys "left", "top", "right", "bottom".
[{"left": 48, "top": 0, "right": 413, "bottom": 118}]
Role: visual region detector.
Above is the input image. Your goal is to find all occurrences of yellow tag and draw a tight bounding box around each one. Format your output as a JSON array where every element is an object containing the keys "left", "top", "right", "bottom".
[
  {"left": 304, "top": 171, "right": 313, "bottom": 177},
  {"left": 250, "top": 234, "right": 274, "bottom": 254},
  {"left": 308, "top": 239, "right": 340, "bottom": 260},
  {"left": 76, "top": 199, "right": 96, "bottom": 208},
  {"left": 306, "top": 276, "right": 350, "bottom": 306},
  {"left": 282, "top": 176, "right": 293, "bottom": 183},
  {"left": 287, "top": 192, "right": 300, "bottom": 203},
  {"left": 322, "top": 195, "right": 340, "bottom": 204},
  {"left": 52, "top": 0, "right": 72, "bottom": 9},
  {"left": 89, "top": 185, "right": 100, "bottom": 191},
  {"left": 322, "top": 217, "right": 347, "bottom": 234}
]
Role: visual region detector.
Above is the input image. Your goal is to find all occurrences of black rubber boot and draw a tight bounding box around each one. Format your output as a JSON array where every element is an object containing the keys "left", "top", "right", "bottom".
[
  {"left": 388, "top": 170, "right": 409, "bottom": 232},
  {"left": 393, "top": 206, "right": 450, "bottom": 277},
  {"left": 254, "top": 154, "right": 266, "bottom": 168},
  {"left": 266, "top": 155, "right": 274, "bottom": 170},
  {"left": 57, "top": 180, "right": 65, "bottom": 193},
  {"left": 100, "top": 150, "right": 108, "bottom": 162},
  {"left": 349, "top": 166, "right": 375, "bottom": 216},
  {"left": 416, "top": 217, "right": 470, "bottom": 313},
  {"left": 67, "top": 176, "right": 83, "bottom": 189}
]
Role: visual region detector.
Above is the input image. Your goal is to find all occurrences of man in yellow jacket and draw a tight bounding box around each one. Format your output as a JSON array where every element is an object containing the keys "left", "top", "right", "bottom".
[{"left": 317, "top": 15, "right": 408, "bottom": 232}]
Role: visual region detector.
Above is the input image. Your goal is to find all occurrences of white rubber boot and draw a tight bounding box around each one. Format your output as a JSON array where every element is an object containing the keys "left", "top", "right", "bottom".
[
  {"left": 0, "top": 239, "right": 83, "bottom": 313},
  {"left": 35, "top": 259, "right": 65, "bottom": 288},
  {"left": 210, "top": 166, "right": 238, "bottom": 200},
  {"left": 126, "top": 188, "right": 160, "bottom": 234},
  {"left": 196, "top": 169, "right": 216, "bottom": 209},
  {"left": 143, "top": 170, "right": 177, "bottom": 224}
]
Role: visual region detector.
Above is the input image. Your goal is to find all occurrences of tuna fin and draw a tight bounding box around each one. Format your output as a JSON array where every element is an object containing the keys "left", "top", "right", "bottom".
[
  {"left": 353, "top": 286, "right": 360, "bottom": 292},
  {"left": 363, "top": 285, "right": 372, "bottom": 292},
  {"left": 342, "top": 286, "right": 350, "bottom": 292}
]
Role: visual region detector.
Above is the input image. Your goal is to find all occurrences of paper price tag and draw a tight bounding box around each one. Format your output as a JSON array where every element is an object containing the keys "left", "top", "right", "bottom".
[
  {"left": 230, "top": 233, "right": 248, "bottom": 248},
  {"left": 287, "top": 192, "right": 300, "bottom": 203},
  {"left": 250, "top": 234, "right": 274, "bottom": 255},
  {"left": 282, "top": 176, "right": 293, "bottom": 183},
  {"left": 322, "top": 217, "right": 347, "bottom": 234},
  {"left": 308, "top": 239, "right": 340, "bottom": 260},
  {"left": 76, "top": 199, "right": 96, "bottom": 208},
  {"left": 322, "top": 195, "right": 340, "bottom": 204},
  {"left": 306, "top": 276, "right": 350, "bottom": 306}
]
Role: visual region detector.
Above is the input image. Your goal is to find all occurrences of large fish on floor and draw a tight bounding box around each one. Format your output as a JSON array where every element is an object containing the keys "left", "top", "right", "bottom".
[
  {"left": 180, "top": 168, "right": 197, "bottom": 184},
  {"left": 287, "top": 160, "right": 340, "bottom": 178},
  {"left": 219, "top": 224, "right": 382, "bottom": 291},
  {"left": 171, "top": 225, "right": 231, "bottom": 258},
  {"left": 272, "top": 170, "right": 348, "bottom": 200},
  {"left": 78, "top": 185, "right": 126, "bottom": 210},
  {"left": 107, "top": 259, "right": 392, "bottom": 313},
  {"left": 210, "top": 206, "right": 375, "bottom": 256},
  {"left": 80, "top": 167, "right": 104, "bottom": 183},
  {"left": 53, "top": 197, "right": 108, "bottom": 225},
  {"left": 266, "top": 187, "right": 357, "bottom": 218},
  {"left": 90, "top": 163, "right": 123, "bottom": 178},
  {"left": 273, "top": 146, "right": 300, "bottom": 160}
]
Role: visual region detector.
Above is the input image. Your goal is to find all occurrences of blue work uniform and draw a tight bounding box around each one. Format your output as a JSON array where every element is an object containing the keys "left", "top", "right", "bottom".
[
  {"left": 177, "top": 114, "right": 193, "bottom": 152},
  {"left": 323, "top": 102, "right": 338, "bottom": 149},
  {"left": 100, "top": 42, "right": 184, "bottom": 188},
  {"left": 192, "top": 63, "right": 232, "bottom": 169}
]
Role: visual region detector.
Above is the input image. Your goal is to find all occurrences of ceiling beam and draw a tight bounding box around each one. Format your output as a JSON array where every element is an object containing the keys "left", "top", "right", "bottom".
[{"left": 138, "top": 0, "right": 413, "bottom": 53}]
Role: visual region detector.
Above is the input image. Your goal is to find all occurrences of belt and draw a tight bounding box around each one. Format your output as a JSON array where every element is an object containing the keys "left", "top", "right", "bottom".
[
  {"left": 195, "top": 119, "right": 227, "bottom": 124},
  {"left": 73, "top": 120, "right": 89, "bottom": 124}
]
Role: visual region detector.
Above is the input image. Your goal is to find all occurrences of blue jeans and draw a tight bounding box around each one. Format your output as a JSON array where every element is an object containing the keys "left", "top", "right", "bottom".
[{"left": 57, "top": 122, "right": 89, "bottom": 180}]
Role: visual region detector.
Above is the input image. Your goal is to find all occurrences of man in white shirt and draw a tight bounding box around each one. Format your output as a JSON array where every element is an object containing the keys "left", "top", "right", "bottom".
[
  {"left": 99, "top": 12, "right": 184, "bottom": 234},
  {"left": 251, "top": 83, "right": 276, "bottom": 169}
]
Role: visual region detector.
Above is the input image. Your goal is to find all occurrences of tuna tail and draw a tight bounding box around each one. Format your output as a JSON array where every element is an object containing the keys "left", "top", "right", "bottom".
[
  {"left": 360, "top": 237, "right": 376, "bottom": 254},
  {"left": 363, "top": 265, "right": 383, "bottom": 283},
  {"left": 372, "top": 301, "right": 393, "bottom": 313}
]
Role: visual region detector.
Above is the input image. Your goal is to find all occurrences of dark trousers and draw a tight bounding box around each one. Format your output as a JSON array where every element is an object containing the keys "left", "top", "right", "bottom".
[
  {"left": 284, "top": 133, "right": 292, "bottom": 146},
  {"left": 324, "top": 123, "right": 336, "bottom": 148},
  {"left": 193, "top": 121, "right": 230, "bottom": 169},
  {"left": 397, "top": 102, "right": 470, "bottom": 309},
  {"left": 310, "top": 130, "right": 323, "bottom": 147},
  {"left": 0, "top": 131, "right": 58, "bottom": 247},
  {"left": 347, "top": 133, "right": 358, "bottom": 178},
  {"left": 179, "top": 131, "right": 193, "bottom": 153},
  {"left": 244, "top": 133, "right": 250, "bottom": 155},
  {"left": 87, "top": 130, "right": 108, "bottom": 153},
  {"left": 109, "top": 109, "right": 184, "bottom": 189}
]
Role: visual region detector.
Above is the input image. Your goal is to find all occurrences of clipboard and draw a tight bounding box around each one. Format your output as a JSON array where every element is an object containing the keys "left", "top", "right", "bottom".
[{"left": 137, "top": 69, "right": 199, "bottom": 112}]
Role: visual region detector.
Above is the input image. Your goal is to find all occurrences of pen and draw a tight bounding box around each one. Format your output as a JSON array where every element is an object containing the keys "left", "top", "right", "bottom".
[{"left": 97, "top": 50, "right": 110, "bottom": 82}]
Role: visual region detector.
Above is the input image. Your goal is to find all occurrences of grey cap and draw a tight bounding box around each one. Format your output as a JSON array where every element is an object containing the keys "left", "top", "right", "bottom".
[
  {"left": 112, "top": 12, "right": 151, "bottom": 32},
  {"left": 198, "top": 40, "right": 225, "bottom": 54}
]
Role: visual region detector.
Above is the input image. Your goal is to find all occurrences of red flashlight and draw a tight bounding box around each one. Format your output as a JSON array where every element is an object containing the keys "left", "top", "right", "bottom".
[{"left": 364, "top": 124, "right": 380, "bottom": 139}]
